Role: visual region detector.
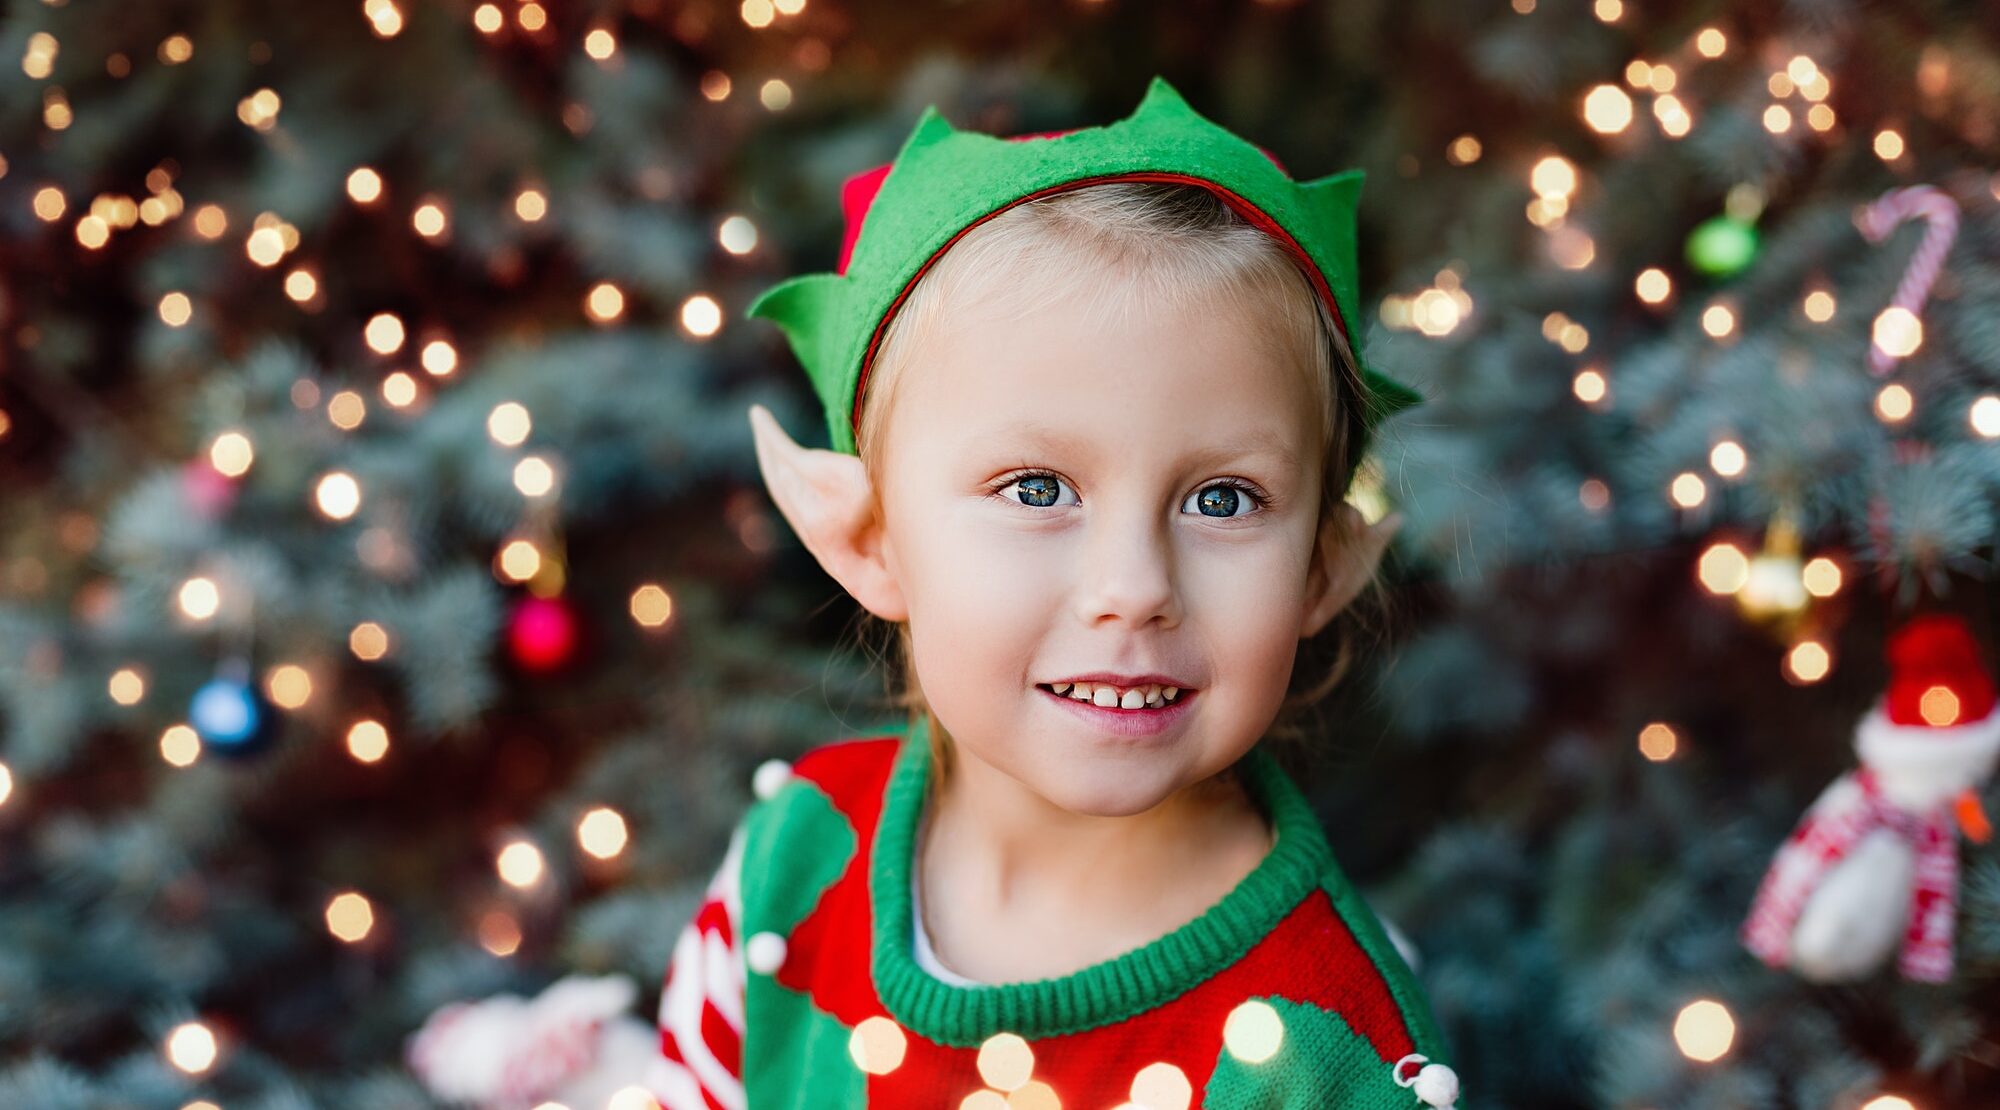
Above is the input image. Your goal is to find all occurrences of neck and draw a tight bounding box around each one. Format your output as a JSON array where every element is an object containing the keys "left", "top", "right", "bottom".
[{"left": 924, "top": 740, "right": 1269, "bottom": 908}]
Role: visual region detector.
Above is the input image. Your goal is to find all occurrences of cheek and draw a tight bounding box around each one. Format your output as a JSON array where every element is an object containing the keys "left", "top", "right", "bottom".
[
  {"left": 892, "top": 508, "right": 1059, "bottom": 694},
  {"left": 1180, "top": 538, "right": 1312, "bottom": 681}
]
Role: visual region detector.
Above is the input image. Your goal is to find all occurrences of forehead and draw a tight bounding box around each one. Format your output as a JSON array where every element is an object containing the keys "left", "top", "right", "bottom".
[{"left": 887, "top": 274, "right": 1321, "bottom": 471}]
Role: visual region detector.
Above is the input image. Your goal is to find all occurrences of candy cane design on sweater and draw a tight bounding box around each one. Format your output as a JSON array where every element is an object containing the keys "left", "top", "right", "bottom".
[{"left": 651, "top": 817, "right": 750, "bottom": 1110}]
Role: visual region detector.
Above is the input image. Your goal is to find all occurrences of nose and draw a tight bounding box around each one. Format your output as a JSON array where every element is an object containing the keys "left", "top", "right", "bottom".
[{"left": 1073, "top": 496, "right": 1181, "bottom": 629}]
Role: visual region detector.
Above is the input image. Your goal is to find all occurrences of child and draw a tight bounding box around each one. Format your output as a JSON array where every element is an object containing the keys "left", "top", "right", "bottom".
[{"left": 647, "top": 76, "right": 1462, "bottom": 1110}]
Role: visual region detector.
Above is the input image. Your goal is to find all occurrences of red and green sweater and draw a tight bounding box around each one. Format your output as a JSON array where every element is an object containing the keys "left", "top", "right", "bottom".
[{"left": 646, "top": 715, "right": 1462, "bottom": 1109}]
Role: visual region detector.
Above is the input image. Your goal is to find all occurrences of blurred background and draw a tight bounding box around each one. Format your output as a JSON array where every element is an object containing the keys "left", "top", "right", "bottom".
[{"left": 2, "top": 0, "right": 1999, "bottom": 1107}]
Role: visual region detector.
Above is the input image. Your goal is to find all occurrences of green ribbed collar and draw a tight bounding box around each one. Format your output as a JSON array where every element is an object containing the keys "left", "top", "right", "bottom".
[{"left": 870, "top": 715, "right": 1334, "bottom": 1045}]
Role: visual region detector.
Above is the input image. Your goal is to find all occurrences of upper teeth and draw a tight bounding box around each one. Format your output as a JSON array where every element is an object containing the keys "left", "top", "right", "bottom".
[{"left": 1049, "top": 681, "right": 1181, "bottom": 708}]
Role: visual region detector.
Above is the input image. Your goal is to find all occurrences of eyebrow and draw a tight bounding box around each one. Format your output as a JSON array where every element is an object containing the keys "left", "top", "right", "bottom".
[{"left": 972, "top": 423, "right": 1302, "bottom": 474}]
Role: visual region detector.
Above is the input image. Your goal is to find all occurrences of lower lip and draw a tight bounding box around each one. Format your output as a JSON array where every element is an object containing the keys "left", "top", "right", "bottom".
[{"left": 1037, "top": 685, "right": 1197, "bottom": 738}]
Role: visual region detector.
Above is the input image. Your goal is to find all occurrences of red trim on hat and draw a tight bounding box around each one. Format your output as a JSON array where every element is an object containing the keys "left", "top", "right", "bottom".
[{"left": 835, "top": 133, "right": 1327, "bottom": 450}]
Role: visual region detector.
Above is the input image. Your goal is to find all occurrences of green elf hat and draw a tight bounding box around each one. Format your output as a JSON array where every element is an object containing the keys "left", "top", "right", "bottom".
[{"left": 744, "top": 75, "right": 1426, "bottom": 470}]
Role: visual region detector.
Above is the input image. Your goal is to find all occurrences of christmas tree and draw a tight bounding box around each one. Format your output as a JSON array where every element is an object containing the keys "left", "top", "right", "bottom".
[{"left": 1, "top": 1, "right": 1998, "bottom": 1107}]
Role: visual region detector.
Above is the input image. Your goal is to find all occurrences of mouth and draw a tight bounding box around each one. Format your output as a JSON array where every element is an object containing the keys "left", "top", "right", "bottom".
[
  {"left": 1033, "top": 679, "right": 1198, "bottom": 738},
  {"left": 1033, "top": 679, "right": 1191, "bottom": 711}
]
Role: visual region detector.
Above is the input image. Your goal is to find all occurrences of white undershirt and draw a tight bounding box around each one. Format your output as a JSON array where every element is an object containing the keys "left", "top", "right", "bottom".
[{"left": 911, "top": 805, "right": 985, "bottom": 987}]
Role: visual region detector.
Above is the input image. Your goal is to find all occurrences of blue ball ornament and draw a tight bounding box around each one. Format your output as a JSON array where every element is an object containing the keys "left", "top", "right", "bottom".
[{"left": 189, "top": 676, "right": 277, "bottom": 757}]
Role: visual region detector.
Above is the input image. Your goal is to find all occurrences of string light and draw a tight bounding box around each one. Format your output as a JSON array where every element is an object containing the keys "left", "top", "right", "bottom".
[
  {"left": 236, "top": 87, "right": 281, "bottom": 131},
  {"left": 1802, "top": 288, "right": 1836, "bottom": 322},
  {"left": 680, "top": 294, "right": 723, "bottom": 337},
  {"left": 514, "top": 187, "right": 547, "bottom": 222},
  {"left": 700, "top": 71, "right": 732, "bottom": 101},
  {"left": 44, "top": 88, "right": 72, "bottom": 131},
  {"left": 346, "top": 166, "right": 384, "bottom": 204},
  {"left": 1698, "top": 542, "right": 1749, "bottom": 594},
  {"left": 1673, "top": 998, "right": 1735, "bottom": 1062},
  {"left": 1785, "top": 640, "right": 1832, "bottom": 684},
  {"left": 284, "top": 268, "right": 318, "bottom": 303},
  {"left": 977, "top": 1032, "right": 1034, "bottom": 1090},
  {"left": 326, "top": 891, "right": 375, "bottom": 942},
  {"left": 1582, "top": 85, "right": 1633, "bottom": 134},
  {"left": 1647, "top": 64, "right": 1677, "bottom": 93},
  {"left": 0, "top": 762, "right": 11, "bottom": 807},
  {"left": 1762, "top": 105, "right": 1793, "bottom": 134},
  {"left": 1874, "top": 128, "right": 1905, "bottom": 162},
  {"left": 1410, "top": 287, "right": 1461, "bottom": 337},
  {"left": 316, "top": 470, "right": 362, "bottom": 519},
  {"left": 1920, "top": 684, "right": 1961, "bottom": 726},
  {"left": 350, "top": 621, "right": 391, "bottom": 660},
  {"left": 364, "top": 312, "right": 406, "bottom": 355},
  {"left": 1445, "top": 134, "right": 1482, "bottom": 165},
  {"left": 193, "top": 204, "right": 228, "bottom": 238},
  {"left": 159, "top": 35, "right": 194, "bottom": 65},
  {"left": 472, "top": 4, "right": 504, "bottom": 34},
  {"left": 1708, "top": 440, "right": 1747, "bottom": 478},
  {"left": 1634, "top": 267, "right": 1672, "bottom": 305},
  {"left": 1871, "top": 306, "right": 1922, "bottom": 360},
  {"left": 1572, "top": 368, "right": 1608, "bottom": 405},
  {"left": 1807, "top": 104, "right": 1836, "bottom": 131},
  {"left": 246, "top": 224, "right": 287, "bottom": 267},
  {"left": 328, "top": 390, "right": 367, "bottom": 430},
  {"left": 364, "top": 0, "right": 405, "bottom": 38},
  {"left": 759, "top": 78, "right": 793, "bottom": 111},
  {"left": 347, "top": 719, "right": 390, "bottom": 763},
  {"left": 488, "top": 401, "right": 531, "bottom": 446},
  {"left": 718, "top": 214, "right": 759, "bottom": 254},
  {"left": 1701, "top": 303, "right": 1736, "bottom": 339},
  {"left": 1592, "top": 0, "right": 1621, "bottom": 22},
  {"left": 497, "top": 839, "right": 546, "bottom": 889},
  {"left": 517, "top": 3, "right": 548, "bottom": 32},
  {"left": 109, "top": 667, "right": 146, "bottom": 706},
  {"left": 76, "top": 215, "right": 110, "bottom": 249},
  {"left": 1801, "top": 557, "right": 1842, "bottom": 597},
  {"left": 1670, "top": 472, "right": 1708, "bottom": 508},
  {"left": 421, "top": 338, "right": 458, "bottom": 376},
  {"left": 412, "top": 198, "right": 448, "bottom": 239},
  {"left": 1130, "top": 1061, "right": 1193, "bottom": 1110},
  {"left": 1222, "top": 999, "right": 1285, "bottom": 1063},
  {"left": 266, "top": 663, "right": 312, "bottom": 709},
  {"left": 1861, "top": 1098, "right": 1916, "bottom": 1110},
  {"left": 1549, "top": 226, "right": 1595, "bottom": 269},
  {"left": 22, "top": 32, "right": 57, "bottom": 79},
  {"left": 584, "top": 29, "right": 618, "bottom": 61},
  {"left": 382, "top": 371, "right": 419, "bottom": 408},
  {"left": 158, "top": 292, "right": 193, "bottom": 327},
  {"left": 607, "top": 1088, "right": 661, "bottom": 1110},
  {"left": 742, "top": 0, "right": 776, "bottom": 28},
  {"left": 848, "top": 1015, "right": 907, "bottom": 1075},
  {"left": 1530, "top": 155, "right": 1577, "bottom": 201},
  {"left": 1579, "top": 478, "right": 1611, "bottom": 512},
  {"left": 774, "top": 0, "right": 807, "bottom": 12},
  {"left": 1875, "top": 383, "right": 1914, "bottom": 423},
  {"left": 161, "top": 724, "right": 202, "bottom": 767},
  {"left": 33, "top": 185, "right": 66, "bottom": 221},
  {"left": 1695, "top": 26, "right": 1727, "bottom": 57},
  {"left": 586, "top": 281, "right": 625, "bottom": 323},
  {"left": 178, "top": 576, "right": 220, "bottom": 621},
  {"left": 630, "top": 584, "right": 674, "bottom": 627},
  {"left": 166, "top": 1021, "right": 220, "bottom": 1075},
  {"left": 1638, "top": 722, "right": 1677, "bottom": 761},
  {"left": 497, "top": 539, "right": 542, "bottom": 582},
  {"left": 577, "top": 806, "right": 629, "bottom": 860},
  {"left": 514, "top": 455, "right": 556, "bottom": 497},
  {"left": 1971, "top": 395, "right": 2000, "bottom": 438}
]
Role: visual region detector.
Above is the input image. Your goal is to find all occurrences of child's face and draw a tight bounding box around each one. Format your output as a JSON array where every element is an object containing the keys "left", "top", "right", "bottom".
[{"left": 869, "top": 277, "right": 1346, "bottom": 816}]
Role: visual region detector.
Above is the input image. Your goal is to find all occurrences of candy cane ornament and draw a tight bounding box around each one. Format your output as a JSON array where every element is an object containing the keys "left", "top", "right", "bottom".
[{"left": 1856, "top": 184, "right": 1960, "bottom": 376}]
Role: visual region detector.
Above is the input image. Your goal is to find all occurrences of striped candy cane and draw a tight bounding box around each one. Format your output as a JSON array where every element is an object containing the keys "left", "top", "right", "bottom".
[{"left": 1857, "top": 184, "right": 1960, "bottom": 376}]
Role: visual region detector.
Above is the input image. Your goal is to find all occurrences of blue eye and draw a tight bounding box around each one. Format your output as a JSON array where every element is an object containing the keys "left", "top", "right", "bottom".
[
  {"left": 1000, "top": 472, "right": 1079, "bottom": 509},
  {"left": 1182, "top": 482, "right": 1261, "bottom": 518}
]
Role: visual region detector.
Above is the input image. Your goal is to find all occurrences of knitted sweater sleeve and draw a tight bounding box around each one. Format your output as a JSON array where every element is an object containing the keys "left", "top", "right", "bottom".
[{"left": 648, "top": 820, "right": 749, "bottom": 1110}]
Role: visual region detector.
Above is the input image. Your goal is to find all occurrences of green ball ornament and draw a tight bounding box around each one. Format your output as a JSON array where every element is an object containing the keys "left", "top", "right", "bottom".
[{"left": 1685, "top": 215, "right": 1760, "bottom": 278}]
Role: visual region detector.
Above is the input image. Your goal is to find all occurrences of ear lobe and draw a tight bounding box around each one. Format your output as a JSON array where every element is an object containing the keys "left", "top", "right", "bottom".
[
  {"left": 747, "top": 404, "right": 909, "bottom": 621},
  {"left": 1300, "top": 503, "right": 1402, "bottom": 638}
]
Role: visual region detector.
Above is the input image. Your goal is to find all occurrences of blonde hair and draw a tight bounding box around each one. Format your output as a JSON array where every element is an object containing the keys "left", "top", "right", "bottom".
[{"left": 849, "top": 182, "right": 1391, "bottom": 790}]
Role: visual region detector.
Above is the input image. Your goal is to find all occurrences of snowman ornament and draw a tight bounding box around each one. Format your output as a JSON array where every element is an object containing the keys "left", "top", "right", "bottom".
[{"left": 1742, "top": 613, "right": 2000, "bottom": 983}]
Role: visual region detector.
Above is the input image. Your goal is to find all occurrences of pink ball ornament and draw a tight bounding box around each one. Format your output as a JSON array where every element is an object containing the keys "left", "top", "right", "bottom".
[
  {"left": 506, "top": 593, "right": 580, "bottom": 674},
  {"left": 180, "top": 459, "right": 239, "bottom": 521}
]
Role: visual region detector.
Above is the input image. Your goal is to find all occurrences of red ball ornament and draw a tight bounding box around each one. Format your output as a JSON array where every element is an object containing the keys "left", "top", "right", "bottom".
[{"left": 506, "top": 593, "right": 580, "bottom": 673}]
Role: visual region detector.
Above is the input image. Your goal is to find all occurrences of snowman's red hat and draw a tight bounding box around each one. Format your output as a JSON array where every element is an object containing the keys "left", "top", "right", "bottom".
[
  {"left": 1884, "top": 612, "right": 1995, "bottom": 727},
  {"left": 1855, "top": 613, "right": 2000, "bottom": 807}
]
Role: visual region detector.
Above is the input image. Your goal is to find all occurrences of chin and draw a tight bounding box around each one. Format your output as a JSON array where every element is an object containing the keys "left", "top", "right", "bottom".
[{"left": 1024, "top": 770, "right": 1177, "bottom": 818}]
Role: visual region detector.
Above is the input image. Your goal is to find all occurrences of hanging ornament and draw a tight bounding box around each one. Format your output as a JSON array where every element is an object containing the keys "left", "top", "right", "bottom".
[
  {"left": 1856, "top": 184, "right": 1959, "bottom": 376},
  {"left": 188, "top": 659, "right": 279, "bottom": 758},
  {"left": 1734, "top": 510, "right": 1809, "bottom": 637},
  {"left": 1684, "top": 182, "right": 1765, "bottom": 279},
  {"left": 1741, "top": 612, "right": 2000, "bottom": 983},
  {"left": 506, "top": 592, "right": 581, "bottom": 674},
  {"left": 406, "top": 973, "right": 660, "bottom": 1110}
]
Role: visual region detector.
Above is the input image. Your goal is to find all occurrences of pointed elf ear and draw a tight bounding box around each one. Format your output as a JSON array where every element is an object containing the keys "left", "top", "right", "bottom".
[
  {"left": 746, "top": 404, "right": 910, "bottom": 621},
  {"left": 1301, "top": 502, "right": 1403, "bottom": 638}
]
